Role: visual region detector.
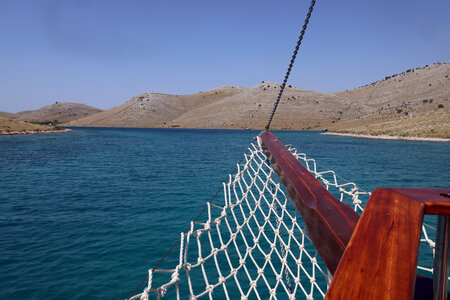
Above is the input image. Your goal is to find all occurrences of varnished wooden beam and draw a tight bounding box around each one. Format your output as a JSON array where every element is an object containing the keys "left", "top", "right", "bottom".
[
  {"left": 259, "top": 131, "right": 360, "bottom": 274},
  {"left": 325, "top": 188, "right": 450, "bottom": 300},
  {"left": 260, "top": 131, "right": 449, "bottom": 299}
]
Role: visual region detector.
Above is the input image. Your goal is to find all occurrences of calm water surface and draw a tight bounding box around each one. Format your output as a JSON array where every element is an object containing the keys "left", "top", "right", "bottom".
[{"left": 0, "top": 128, "right": 448, "bottom": 299}]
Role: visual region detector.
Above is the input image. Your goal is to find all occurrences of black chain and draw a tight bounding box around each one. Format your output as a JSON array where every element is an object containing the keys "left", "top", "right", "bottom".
[{"left": 265, "top": 0, "right": 317, "bottom": 130}]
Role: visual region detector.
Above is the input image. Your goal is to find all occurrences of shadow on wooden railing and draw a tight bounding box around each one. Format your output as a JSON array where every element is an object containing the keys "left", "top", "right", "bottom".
[{"left": 259, "top": 131, "right": 450, "bottom": 300}]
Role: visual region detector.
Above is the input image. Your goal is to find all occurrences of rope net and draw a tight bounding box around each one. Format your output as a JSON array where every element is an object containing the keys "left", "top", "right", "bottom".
[{"left": 131, "top": 138, "right": 438, "bottom": 299}]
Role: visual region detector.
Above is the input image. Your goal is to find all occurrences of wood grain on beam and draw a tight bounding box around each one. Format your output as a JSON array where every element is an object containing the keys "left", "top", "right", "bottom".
[
  {"left": 325, "top": 188, "right": 450, "bottom": 300},
  {"left": 259, "top": 131, "right": 359, "bottom": 274}
]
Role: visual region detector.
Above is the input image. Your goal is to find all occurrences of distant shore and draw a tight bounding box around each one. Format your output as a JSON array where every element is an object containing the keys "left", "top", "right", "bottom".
[
  {"left": 0, "top": 129, "right": 72, "bottom": 136},
  {"left": 322, "top": 132, "right": 450, "bottom": 142}
]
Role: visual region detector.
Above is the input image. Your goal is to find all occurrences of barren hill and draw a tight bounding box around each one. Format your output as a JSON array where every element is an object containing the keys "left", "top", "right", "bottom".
[
  {"left": 330, "top": 62, "right": 449, "bottom": 137},
  {"left": 0, "top": 117, "right": 67, "bottom": 134},
  {"left": 66, "top": 86, "right": 245, "bottom": 127},
  {"left": 66, "top": 62, "right": 449, "bottom": 138},
  {"left": 15, "top": 102, "right": 102, "bottom": 124},
  {"left": 0, "top": 111, "right": 15, "bottom": 119},
  {"left": 335, "top": 62, "right": 449, "bottom": 106},
  {"left": 65, "top": 93, "right": 187, "bottom": 127},
  {"left": 66, "top": 83, "right": 372, "bottom": 130},
  {"left": 162, "top": 83, "right": 373, "bottom": 130}
]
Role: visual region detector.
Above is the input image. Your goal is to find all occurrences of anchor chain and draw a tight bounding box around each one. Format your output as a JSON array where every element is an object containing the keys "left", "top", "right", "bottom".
[{"left": 266, "top": 0, "right": 317, "bottom": 130}]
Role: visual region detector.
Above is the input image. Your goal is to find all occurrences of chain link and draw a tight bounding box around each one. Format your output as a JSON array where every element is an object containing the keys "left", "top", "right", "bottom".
[{"left": 265, "top": 0, "right": 317, "bottom": 130}]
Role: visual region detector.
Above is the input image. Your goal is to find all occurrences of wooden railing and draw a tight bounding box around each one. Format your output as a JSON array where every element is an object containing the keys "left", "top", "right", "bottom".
[
  {"left": 259, "top": 131, "right": 450, "bottom": 300},
  {"left": 325, "top": 188, "right": 450, "bottom": 300}
]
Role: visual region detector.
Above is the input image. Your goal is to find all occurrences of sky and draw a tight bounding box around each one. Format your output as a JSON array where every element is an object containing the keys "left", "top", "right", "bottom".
[{"left": 0, "top": 0, "right": 449, "bottom": 113}]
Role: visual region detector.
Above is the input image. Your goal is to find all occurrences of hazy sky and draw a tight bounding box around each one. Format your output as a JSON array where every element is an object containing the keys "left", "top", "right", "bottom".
[{"left": 1, "top": 0, "right": 449, "bottom": 113}]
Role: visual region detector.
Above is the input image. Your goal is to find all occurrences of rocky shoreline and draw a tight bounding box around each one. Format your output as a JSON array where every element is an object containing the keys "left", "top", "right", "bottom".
[
  {"left": 322, "top": 131, "right": 450, "bottom": 142},
  {"left": 0, "top": 129, "right": 72, "bottom": 136}
]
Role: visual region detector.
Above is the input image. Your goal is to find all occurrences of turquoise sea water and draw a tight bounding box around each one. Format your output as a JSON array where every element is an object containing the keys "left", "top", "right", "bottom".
[{"left": 0, "top": 128, "right": 448, "bottom": 299}]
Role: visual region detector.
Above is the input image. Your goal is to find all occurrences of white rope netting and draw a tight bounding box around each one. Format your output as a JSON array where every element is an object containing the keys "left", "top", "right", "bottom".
[{"left": 131, "top": 138, "right": 438, "bottom": 299}]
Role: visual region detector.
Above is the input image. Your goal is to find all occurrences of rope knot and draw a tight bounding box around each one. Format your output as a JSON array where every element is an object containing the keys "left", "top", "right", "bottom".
[
  {"left": 158, "top": 286, "right": 168, "bottom": 297},
  {"left": 184, "top": 263, "right": 192, "bottom": 272},
  {"left": 140, "top": 288, "right": 150, "bottom": 300}
]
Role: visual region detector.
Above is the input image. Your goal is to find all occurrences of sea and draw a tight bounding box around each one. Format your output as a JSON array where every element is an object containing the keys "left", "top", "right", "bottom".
[{"left": 0, "top": 127, "right": 448, "bottom": 299}]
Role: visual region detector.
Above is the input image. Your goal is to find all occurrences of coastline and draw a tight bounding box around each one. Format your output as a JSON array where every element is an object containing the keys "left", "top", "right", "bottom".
[
  {"left": 0, "top": 129, "right": 72, "bottom": 136},
  {"left": 3, "top": 126, "right": 447, "bottom": 142},
  {"left": 322, "top": 132, "right": 450, "bottom": 142}
]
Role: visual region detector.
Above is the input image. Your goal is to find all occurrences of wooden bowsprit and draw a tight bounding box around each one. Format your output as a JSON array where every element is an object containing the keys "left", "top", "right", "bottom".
[
  {"left": 259, "top": 130, "right": 450, "bottom": 300},
  {"left": 259, "top": 130, "right": 359, "bottom": 275}
]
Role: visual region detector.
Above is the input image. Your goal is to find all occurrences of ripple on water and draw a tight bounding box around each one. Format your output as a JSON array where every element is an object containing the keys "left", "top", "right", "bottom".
[{"left": 0, "top": 128, "right": 448, "bottom": 298}]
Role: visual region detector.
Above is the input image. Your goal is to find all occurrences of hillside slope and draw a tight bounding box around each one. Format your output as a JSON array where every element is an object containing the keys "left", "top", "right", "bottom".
[
  {"left": 0, "top": 117, "right": 67, "bottom": 134},
  {"left": 0, "top": 111, "right": 16, "bottom": 119},
  {"left": 65, "top": 62, "right": 449, "bottom": 138},
  {"left": 162, "top": 83, "right": 373, "bottom": 130},
  {"left": 66, "top": 83, "right": 373, "bottom": 130},
  {"left": 335, "top": 62, "right": 449, "bottom": 106},
  {"left": 15, "top": 102, "right": 102, "bottom": 124},
  {"left": 330, "top": 62, "right": 449, "bottom": 137},
  {"left": 66, "top": 86, "right": 245, "bottom": 127},
  {"left": 66, "top": 93, "right": 187, "bottom": 127}
]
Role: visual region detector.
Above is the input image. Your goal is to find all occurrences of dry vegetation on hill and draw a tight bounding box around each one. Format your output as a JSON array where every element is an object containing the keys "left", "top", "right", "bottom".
[
  {"left": 0, "top": 117, "right": 67, "bottom": 134},
  {"left": 66, "top": 62, "right": 449, "bottom": 138},
  {"left": 15, "top": 102, "right": 102, "bottom": 124},
  {"left": 2, "top": 62, "right": 448, "bottom": 138},
  {"left": 0, "top": 102, "right": 100, "bottom": 134},
  {"left": 333, "top": 110, "right": 448, "bottom": 138},
  {"left": 66, "top": 87, "right": 246, "bottom": 128},
  {"left": 159, "top": 84, "right": 373, "bottom": 130},
  {"left": 66, "top": 83, "right": 374, "bottom": 131},
  {"left": 0, "top": 111, "right": 16, "bottom": 119},
  {"left": 330, "top": 62, "right": 449, "bottom": 138}
]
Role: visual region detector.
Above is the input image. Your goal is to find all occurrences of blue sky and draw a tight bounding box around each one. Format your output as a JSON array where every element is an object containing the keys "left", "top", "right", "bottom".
[{"left": 0, "top": 0, "right": 449, "bottom": 113}]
